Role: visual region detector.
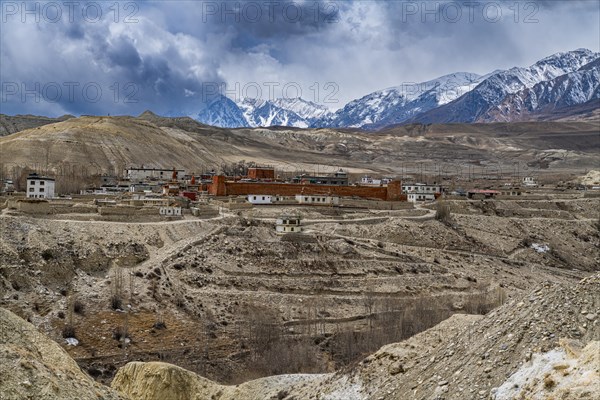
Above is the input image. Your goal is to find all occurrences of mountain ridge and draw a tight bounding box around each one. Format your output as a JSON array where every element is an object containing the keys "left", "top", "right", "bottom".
[{"left": 193, "top": 49, "right": 599, "bottom": 129}]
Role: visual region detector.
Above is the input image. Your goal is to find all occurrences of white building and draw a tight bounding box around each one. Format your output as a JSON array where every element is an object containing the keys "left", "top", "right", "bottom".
[
  {"left": 276, "top": 215, "right": 302, "bottom": 234},
  {"left": 125, "top": 167, "right": 185, "bottom": 182},
  {"left": 247, "top": 194, "right": 285, "bottom": 204},
  {"left": 2, "top": 179, "right": 15, "bottom": 193},
  {"left": 159, "top": 206, "right": 182, "bottom": 216},
  {"left": 295, "top": 194, "right": 340, "bottom": 205},
  {"left": 522, "top": 177, "right": 538, "bottom": 187},
  {"left": 130, "top": 183, "right": 160, "bottom": 193},
  {"left": 407, "top": 193, "right": 436, "bottom": 203},
  {"left": 402, "top": 183, "right": 441, "bottom": 194},
  {"left": 26, "top": 173, "right": 55, "bottom": 199},
  {"left": 361, "top": 176, "right": 393, "bottom": 186}
]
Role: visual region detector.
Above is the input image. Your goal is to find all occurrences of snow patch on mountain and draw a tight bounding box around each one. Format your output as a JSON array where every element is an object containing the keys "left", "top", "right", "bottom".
[{"left": 319, "top": 72, "right": 483, "bottom": 128}]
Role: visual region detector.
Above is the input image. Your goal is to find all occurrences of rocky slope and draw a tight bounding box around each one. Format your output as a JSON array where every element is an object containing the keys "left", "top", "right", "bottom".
[
  {"left": 108, "top": 274, "right": 599, "bottom": 400},
  {"left": 282, "top": 274, "right": 600, "bottom": 400},
  {"left": 2, "top": 274, "right": 596, "bottom": 400},
  {"left": 0, "top": 307, "right": 123, "bottom": 400}
]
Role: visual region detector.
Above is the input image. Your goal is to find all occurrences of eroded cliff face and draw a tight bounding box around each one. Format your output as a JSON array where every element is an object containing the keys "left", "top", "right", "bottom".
[
  {"left": 111, "top": 275, "right": 600, "bottom": 400},
  {"left": 1, "top": 274, "right": 597, "bottom": 400},
  {"left": 0, "top": 307, "right": 123, "bottom": 400},
  {"left": 111, "top": 362, "right": 222, "bottom": 400}
]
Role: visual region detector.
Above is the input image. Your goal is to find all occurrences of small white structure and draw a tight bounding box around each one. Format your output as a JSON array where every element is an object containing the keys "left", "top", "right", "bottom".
[
  {"left": 522, "top": 177, "right": 538, "bottom": 187},
  {"left": 26, "top": 173, "right": 55, "bottom": 199},
  {"left": 402, "top": 183, "right": 441, "bottom": 194},
  {"left": 361, "top": 176, "right": 393, "bottom": 185},
  {"left": 247, "top": 194, "right": 285, "bottom": 204},
  {"left": 295, "top": 194, "right": 340, "bottom": 205},
  {"left": 276, "top": 215, "right": 302, "bottom": 234},
  {"left": 407, "top": 193, "right": 436, "bottom": 203},
  {"left": 130, "top": 183, "right": 158, "bottom": 193},
  {"left": 2, "top": 179, "right": 15, "bottom": 193},
  {"left": 159, "top": 206, "right": 182, "bottom": 216}
]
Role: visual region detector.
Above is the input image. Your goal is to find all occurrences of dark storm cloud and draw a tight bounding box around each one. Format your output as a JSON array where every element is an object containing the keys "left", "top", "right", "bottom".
[
  {"left": 106, "top": 37, "right": 142, "bottom": 68},
  {"left": 64, "top": 22, "right": 85, "bottom": 39},
  {"left": 0, "top": 0, "right": 598, "bottom": 116}
]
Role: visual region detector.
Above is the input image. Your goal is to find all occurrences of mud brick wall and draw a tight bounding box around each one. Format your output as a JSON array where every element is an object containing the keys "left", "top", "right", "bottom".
[
  {"left": 208, "top": 176, "right": 404, "bottom": 201},
  {"left": 248, "top": 168, "right": 275, "bottom": 180}
]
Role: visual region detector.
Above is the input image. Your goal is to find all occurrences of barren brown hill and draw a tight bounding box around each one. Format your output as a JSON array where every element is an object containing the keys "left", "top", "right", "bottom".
[
  {"left": 1, "top": 115, "right": 598, "bottom": 176},
  {"left": 0, "top": 113, "right": 74, "bottom": 137}
]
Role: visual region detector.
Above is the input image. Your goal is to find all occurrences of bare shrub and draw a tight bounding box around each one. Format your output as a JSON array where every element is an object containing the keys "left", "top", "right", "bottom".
[
  {"left": 435, "top": 200, "right": 452, "bottom": 223},
  {"left": 153, "top": 311, "right": 166, "bottom": 329},
  {"left": 110, "top": 267, "right": 124, "bottom": 310},
  {"left": 112, "top": 325, "right": 128, "bottom": 341},
  {"left": 62, "top": 324, "right": 76, "bottom": 338},
  {"left": 110, "top": 295, "right": 122, "bottom": 310},
  {"left": 73, "top": 299, "right": 85, "bottom": 315}
]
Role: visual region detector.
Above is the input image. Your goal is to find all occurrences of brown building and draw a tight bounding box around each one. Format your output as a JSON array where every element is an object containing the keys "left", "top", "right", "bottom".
[
  {"left": 248, "top": 166, "right": 275, "bottom": 180},
  {"left": 208, "top": 176, "right": 404, "bottom": 201}
]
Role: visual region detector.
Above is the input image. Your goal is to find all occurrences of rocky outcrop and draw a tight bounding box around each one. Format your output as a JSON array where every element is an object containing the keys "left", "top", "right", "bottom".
[
  {"left": 111, "top": 361, "right": 322, "bottom": 400},
  {"left": 0, "top": 307, "right": 123, "bottom": 400},
  {"left": 494, "top": 339, "right": 599, "bottom": 400},
  {"left": 111, "top": 362, "right": 221, "bottom": 400}
]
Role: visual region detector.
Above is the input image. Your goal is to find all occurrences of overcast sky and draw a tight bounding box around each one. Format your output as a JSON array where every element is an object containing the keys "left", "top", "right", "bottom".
[{"left": 1, "top": 0, "right": 598, "bottom": 116}]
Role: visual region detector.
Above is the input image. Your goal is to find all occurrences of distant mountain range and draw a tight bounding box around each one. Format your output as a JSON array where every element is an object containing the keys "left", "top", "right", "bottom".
[{"left": 194, "top": 48, "right": 599, "bottom": 129}]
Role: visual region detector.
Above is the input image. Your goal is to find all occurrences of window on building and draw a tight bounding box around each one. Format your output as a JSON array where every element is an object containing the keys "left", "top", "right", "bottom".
[
  {"left": 39, "top": 188, "right": 44, "bottom": 192},
  {"left": 29, "top": 188, "right": 34, "bottom": 192},
  {"left": 262, "top": 197, "right": 265, "bottom": 200},
  {"left": 253, "top": 196, "right": 256, "bottom": 200},
  {"left": 40, "top": 181, "right": 45, "bottom": 186},
  {"left": 30, "top": 180, "right": 35, "bottom": 185}
]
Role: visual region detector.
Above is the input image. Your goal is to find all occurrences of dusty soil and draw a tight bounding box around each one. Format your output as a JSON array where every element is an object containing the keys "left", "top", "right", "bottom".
[{"left": 1, "top": 196, "right": 597, "bottom": 388}]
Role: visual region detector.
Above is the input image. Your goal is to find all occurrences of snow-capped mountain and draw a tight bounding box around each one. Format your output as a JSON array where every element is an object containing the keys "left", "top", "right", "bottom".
[
  {"left": 410, "top": 48, "right": 599, "bottom": 124},
  {"left": 271, "top": 98, "right": 333, "bottom": 123},
  {"left": 195, "top": 96, "right": 333, "bottom": 128},
  {"left": 481, "top": 58, "right": 600, "bottom": 122},
  {"left": 318, "top": 72, "right": 484, "bottom": 129},
  {"left": 237, "top": 97, "right": 333, "bottom": 128},
  {"left": 195, "top": 95, "right": 249, "bottom": 128},
  {"left": 194, "top": 49, "right": 599, "bottom": 129}
]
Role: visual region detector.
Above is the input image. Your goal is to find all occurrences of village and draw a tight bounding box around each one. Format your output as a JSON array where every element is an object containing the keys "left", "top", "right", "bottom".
[{"left": 2, "top": 163, "right": 598, "bottom": 229}]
